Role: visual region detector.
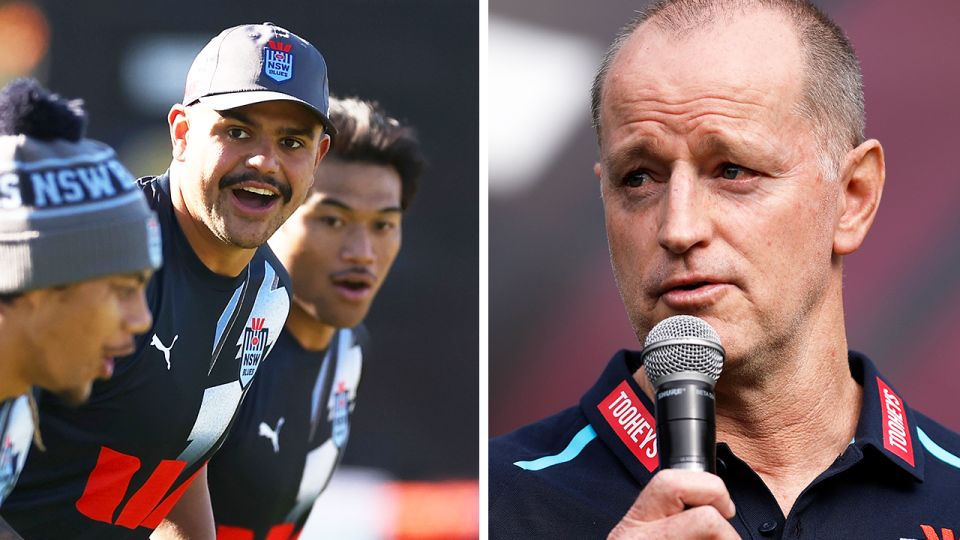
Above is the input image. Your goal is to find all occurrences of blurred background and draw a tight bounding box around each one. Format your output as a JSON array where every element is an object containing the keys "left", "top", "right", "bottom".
[
  {"left": 0, "top": 1, "right": 478, "bottom": 538},
  {"left": 489, "top": 0, "right": 960, "bottom": 440}
]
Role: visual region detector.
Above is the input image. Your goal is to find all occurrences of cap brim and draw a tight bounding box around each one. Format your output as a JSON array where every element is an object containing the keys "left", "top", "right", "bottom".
[{"left": 198, "top": 91, "right": 338, "bottom": 135}]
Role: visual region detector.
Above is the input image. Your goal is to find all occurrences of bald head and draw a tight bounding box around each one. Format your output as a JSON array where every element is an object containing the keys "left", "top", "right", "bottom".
[{"left": 591, "top": 0, "right": 864, "bottom": 179}]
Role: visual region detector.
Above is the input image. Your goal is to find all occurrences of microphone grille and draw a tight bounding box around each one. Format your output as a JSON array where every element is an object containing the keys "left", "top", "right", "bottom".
[{"left": 642, "top": 315, "right": 724, "bottom": 385}]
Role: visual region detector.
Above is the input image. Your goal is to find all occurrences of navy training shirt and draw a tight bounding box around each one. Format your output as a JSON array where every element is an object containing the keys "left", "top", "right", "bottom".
[
  {"left": 490, "top": 350, "right": 960, "bottom": 540},
  {"left": 208, "top": 326, "right": 364, "bottom": 540},
  {"left": 3, "top": 172, "right": 293, "bottom": 540}
]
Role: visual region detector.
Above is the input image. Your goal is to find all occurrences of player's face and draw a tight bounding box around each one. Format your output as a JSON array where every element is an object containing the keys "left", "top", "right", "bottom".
[
  {"left": 25, "top": 272, "right": 152, "bottom": 404},
  {"left": 173, "top": 101, "right": 329, "bottom": 250},
  {"left": 596, "top": 11, "right": 845, "bottom": 367},
  {"left": 269, "top": 158, "right": 402, "bottom": 329}
]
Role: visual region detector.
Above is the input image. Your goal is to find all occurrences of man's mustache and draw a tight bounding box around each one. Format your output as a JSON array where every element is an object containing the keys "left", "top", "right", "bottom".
[
  {"left": 332, "top": 267, "right": 378, "bottom": 283},
  {"left": 219, "top": 171, "right": 292, "bottom": 204}
]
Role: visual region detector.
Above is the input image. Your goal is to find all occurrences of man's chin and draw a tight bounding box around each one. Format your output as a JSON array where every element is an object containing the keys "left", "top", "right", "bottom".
[
  {"left": 55, "top": 385, "right": 93, "bottom": 406},
  {"left": 218, "top": 226, "right": 279, "bottom": 251},
  {"left": 322, "top": 304, "right": 371, "bottom": 330},
  {"left": 215, "top": 208, "right": 288, "bottom": 250}
]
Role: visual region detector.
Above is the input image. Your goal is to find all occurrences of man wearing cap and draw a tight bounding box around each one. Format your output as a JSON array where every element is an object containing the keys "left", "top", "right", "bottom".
[
  {"left": 0, "top": 77, "right": 160, "bottom": 539},
  {"left": 206, "top": 96, "right": 424, "bottom": 540},
  {"left": 3, "top": 23, "right": 332, "bottom": 540}
]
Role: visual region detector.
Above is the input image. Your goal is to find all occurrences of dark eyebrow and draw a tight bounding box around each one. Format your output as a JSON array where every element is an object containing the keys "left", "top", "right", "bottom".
[
  {"left": 218, "top": 108, "right": 256, "bottom": 126},
  {"left": 278, "top": 126, "right": 318, "bottom": 141},
  {"left": 320, "top": 198, "right": 403, "bottom": 214},
  {"left": 320, "top": 199, "right": 352, "bottom": 211},
  {"left": 217, "top": 108, "right": 317, "bottom": 141}
]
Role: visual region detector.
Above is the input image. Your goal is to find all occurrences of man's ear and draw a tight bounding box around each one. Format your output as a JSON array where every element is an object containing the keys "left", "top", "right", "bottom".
[
  {"left": 0, "top": 289, "right": 44, "bottom": 318},
  {"left": 168, "top": 104, "right": 189, "bottom": 162},
  {"left": 314, "top": 134, "right": 331, "bottom": 173},
  {"left": 834, "top": 139, "right": 885, "bottom": 256}
]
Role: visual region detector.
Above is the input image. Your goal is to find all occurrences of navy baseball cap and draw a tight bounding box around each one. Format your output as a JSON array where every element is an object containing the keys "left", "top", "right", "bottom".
[{"left": 183, "top": 22, "right": 337, "bottom": 134}]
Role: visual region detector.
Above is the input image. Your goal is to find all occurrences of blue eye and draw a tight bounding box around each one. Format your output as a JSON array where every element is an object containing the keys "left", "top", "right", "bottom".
[
  {"left": 720, "top": 165, "right": 746, "bottom": 180},
  {"left": 625, "top": 171, "right": 653, "bottom": 188}
]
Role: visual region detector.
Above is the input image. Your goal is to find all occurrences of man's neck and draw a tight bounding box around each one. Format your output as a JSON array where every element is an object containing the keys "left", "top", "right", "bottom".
[
  {"left": 284, "top": 302, "right": 337, "bottom": 352},
  {"left": 0, "top": 372, "right": 28, "bottom": 402},
  {"left": 168, "top": 169, "right": 257, "bottom": 277},
  {"left": 0, "top": 324, "right": 31, "bottom": 401},
  {"left": 713, "top": 345, "right": 862, "bottom": 517},
  {"left": 635, "top": 299, "right": 862, "bottom": 517}
]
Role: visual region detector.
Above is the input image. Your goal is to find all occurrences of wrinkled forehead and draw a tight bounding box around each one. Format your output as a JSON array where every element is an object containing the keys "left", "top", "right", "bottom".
[{"left": 599, "top": 8, "right": 805, "bottom": 143}]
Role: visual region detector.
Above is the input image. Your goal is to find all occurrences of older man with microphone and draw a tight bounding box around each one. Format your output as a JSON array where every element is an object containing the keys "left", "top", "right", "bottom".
[{"left": 488, "top": 0, "right": 960, "bottom": 538}]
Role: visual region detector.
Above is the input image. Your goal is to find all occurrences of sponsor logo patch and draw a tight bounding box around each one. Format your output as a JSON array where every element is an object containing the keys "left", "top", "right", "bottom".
[
  {"left": 264, "top": 40, "right": 293, "bottom": 83},
  {"left": 898, "top": 524, "right": 959, "bottom": 540},
  {"left": 239, "top": 317, "right": 268, "bottom": 388},
  {"left": 598, "top": 380, "right": 658, "bottom": 472},
  {"left": 878, "top": 377, "right": 914, "bottom": 467},
  {"left": 919, "top": 525, "right": 957, "bottom": 540}
]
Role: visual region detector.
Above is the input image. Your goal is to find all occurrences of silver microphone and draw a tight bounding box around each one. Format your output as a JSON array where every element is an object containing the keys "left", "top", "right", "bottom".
[{"left": 642, "top": 315, "right": 725, "bottom": 473}]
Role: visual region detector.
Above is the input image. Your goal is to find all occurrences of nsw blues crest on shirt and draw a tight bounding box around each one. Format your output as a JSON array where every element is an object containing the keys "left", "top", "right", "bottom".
[
  {"left": 264, "top": 40, "right": 293, "bottom": 83},
  {"left": 0, "top": 436, "right": 22, "bottom": 505},
  {"left": 0, "top": 395, "right": 34, "bottom": 507},
  {"left": 331, "top": 381, "right": 349, "bottom": 448},
  {"left": 240, "top": 317, "right": 268, "bottom": 388},
  {"left": 326, "top": 330, "right": 362, "bottom": 449}
]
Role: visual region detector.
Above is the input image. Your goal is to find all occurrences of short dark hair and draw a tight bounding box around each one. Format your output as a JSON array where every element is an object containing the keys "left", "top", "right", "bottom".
[
  {"left": 327, "top": 97, "right": 425, "bottom": 211},
  {"left": 590, "top": 0, "right": 864, "bottom": 179}
]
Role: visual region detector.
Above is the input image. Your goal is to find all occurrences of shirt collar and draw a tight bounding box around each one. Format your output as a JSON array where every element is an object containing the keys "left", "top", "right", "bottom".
[
  {"left": 580, "top": 350, "right": 660, "bottom": 483},
  {"left": 849, "top": 351, "right": 924, "bottom": 481},
  {"left": 578, "top": 350, "right": 924, "bottom": 482}
]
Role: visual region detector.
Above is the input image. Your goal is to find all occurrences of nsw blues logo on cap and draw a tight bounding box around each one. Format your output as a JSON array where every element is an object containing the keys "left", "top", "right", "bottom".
[{"left": 264, "top": 40, "right": 293, "bottom": 83}]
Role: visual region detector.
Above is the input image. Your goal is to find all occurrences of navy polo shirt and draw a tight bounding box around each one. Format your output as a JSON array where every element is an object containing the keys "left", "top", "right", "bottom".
[{"left": 490, "top": 350, "right": 960, "bottom": 539}]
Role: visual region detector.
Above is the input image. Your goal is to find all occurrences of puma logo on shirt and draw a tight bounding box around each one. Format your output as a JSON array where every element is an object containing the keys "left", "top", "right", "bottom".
[{"left": 259, "top": 418, "right": 285, "bottom": 453}]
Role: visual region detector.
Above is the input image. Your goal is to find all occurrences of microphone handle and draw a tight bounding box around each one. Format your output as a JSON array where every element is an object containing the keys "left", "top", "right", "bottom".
[{"left": 654, "top": 375, "right": 717, "bottom": 474}]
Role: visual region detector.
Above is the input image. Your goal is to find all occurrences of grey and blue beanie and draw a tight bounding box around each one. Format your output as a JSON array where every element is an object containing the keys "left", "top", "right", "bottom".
[{"left": 0, "top": 79, "right": 162, "bottom": 293}]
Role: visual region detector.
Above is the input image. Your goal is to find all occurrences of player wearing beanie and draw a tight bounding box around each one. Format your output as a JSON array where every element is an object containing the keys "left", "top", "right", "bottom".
[
  {"left": 0, "top": 78, "right": 161, "bottom": 537},
  {"left": 3, "top": 23, "right": 331, "bottom": 540}
]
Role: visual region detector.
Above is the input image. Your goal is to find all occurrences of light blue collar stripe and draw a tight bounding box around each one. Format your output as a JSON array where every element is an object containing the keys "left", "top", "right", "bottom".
[
  {"left": 514, "top": 425, "right": 597, "bottom": 471},
  {"left": 918, "top": 427, "right": 960, "bottom": 469}
]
